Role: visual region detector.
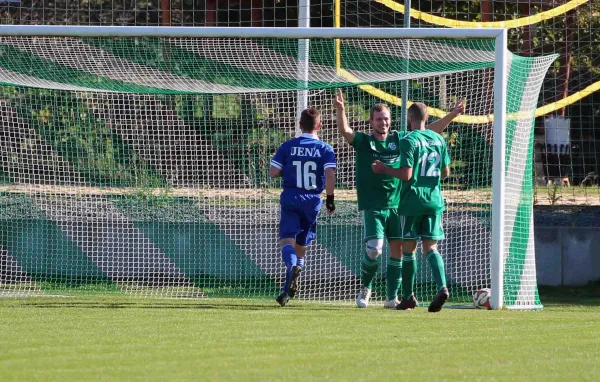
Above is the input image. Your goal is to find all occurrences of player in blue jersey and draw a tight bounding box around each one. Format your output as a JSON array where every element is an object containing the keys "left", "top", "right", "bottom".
[{"left": 269, "top": 107, "right": 336, "bottom": 307}]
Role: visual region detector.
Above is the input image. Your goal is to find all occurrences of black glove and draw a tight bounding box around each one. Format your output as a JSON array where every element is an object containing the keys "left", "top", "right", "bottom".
[{"left": 326, "top": 194, "right": 335, "bottom": 213}]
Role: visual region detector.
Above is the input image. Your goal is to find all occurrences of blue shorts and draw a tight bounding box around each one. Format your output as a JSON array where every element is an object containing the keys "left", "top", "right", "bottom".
[{"left": 279, "top": 194, "right": 322, "bottom": 246}]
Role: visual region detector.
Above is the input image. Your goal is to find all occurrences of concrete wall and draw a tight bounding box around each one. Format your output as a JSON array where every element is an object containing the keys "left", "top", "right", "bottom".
[{"left": 535, "top": 227, "right": 600, "bottom": 286}]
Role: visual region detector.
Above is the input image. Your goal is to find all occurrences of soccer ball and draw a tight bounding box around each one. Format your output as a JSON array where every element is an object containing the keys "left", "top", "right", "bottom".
[{"left": 473, "top": 288, "right": 492, "bottom": 310}]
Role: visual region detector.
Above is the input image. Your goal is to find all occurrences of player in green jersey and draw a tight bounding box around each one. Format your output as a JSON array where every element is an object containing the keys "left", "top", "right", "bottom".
[
  {"left": 334, "top": 89, "right": 463, "bottom": 308},
  {"left": 372, "top": 102, "right": 452, "bottom": 312}
]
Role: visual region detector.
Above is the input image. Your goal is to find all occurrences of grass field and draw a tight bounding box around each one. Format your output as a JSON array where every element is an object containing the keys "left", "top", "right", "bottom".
[{"left": 1, "top": 289, "right": 599, "bottom": 381}]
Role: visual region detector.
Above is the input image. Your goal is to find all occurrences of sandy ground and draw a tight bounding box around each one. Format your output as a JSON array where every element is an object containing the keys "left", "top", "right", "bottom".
[{"left": 1, "top": 184, "right": 598, "bottom": 206}]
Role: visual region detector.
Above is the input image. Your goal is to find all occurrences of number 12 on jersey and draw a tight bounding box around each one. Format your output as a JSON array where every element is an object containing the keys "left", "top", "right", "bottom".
[
  {"left": 293, "top": 161, "right": 317, "bottom": 190},
  {"left": 420, "top": 152, "right": 441, "bottom": 177}
]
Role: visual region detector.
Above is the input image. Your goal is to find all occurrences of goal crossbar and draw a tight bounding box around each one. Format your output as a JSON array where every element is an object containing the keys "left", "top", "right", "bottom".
[{"left": 0, "top": 26, "right": 506, "bottom": 39}]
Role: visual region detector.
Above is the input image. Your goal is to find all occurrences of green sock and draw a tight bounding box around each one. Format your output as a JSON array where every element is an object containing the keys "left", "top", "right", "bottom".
[
  {"left": 361, "top": 253, "right": 380, "bottom": 289},
  {"left": 427, "top": 250, "right": 447, "bottom": 291},
  {"left": 386, "top": 257, "right": 402, "bottom": 300},
  {"left": 401, "top": 252, "right": 417, "bottom": 299}
]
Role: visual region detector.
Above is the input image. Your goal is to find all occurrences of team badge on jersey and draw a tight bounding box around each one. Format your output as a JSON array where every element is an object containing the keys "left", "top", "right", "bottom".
[{"left": 389, "top": 142, "right": 397, "bottom": 150}]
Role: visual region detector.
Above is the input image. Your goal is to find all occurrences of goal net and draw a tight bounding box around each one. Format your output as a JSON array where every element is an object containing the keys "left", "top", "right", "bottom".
[{"left": 0, "top": 27, "right": 555, "bottom": 309}]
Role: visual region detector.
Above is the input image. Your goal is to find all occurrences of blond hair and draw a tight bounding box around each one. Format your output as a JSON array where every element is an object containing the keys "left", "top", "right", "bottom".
[{"left": 369, "top": 103, "right": 391, "bottom": 120}]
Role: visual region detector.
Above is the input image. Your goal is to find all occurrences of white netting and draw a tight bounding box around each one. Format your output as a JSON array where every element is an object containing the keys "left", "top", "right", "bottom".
[{"left": 0, "top": 34, "right": 554, "bottom": 308}]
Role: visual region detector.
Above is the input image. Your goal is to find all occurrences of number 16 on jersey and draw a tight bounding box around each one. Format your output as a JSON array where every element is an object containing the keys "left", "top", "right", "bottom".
[{"left": 293, "top": 161, "right": 317, "bottom": 190}]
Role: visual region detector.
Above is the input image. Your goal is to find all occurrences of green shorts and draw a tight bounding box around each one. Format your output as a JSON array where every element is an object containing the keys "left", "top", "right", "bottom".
[
  {"left": 362, "top": 208, "right": 402, "bottom": 242},
  {"left": 399, "top": 214, "right": 445, "bottom": 241}
]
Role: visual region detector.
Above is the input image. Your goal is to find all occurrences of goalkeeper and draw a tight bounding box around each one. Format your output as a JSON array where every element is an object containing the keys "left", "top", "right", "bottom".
[
  {"left": 372, "top": 102, "right": 452, "bottom": 312},
  {"left": 334, "top": 89, "right": 463, "bottom": 308}
]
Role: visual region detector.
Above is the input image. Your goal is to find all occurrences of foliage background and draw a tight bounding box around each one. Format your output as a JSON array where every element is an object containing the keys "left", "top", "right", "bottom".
[{"left": 0, "top": 0, "right": 598, "bottom": 200}]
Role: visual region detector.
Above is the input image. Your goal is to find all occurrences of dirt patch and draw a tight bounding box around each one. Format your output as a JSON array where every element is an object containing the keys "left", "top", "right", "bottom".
[{"left": 1, "top": 184, "right": 598, "bottom": 208}]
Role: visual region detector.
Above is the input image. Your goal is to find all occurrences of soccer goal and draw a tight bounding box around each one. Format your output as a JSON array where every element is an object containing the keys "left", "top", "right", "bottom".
[{"left": 0, "top": 26, "right": 555, "bottom": 309}]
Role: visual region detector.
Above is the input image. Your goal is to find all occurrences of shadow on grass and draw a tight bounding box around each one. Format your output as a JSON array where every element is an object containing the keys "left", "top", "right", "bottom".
[
  {"left": 9, "top": 282, "right": 598, "bottom": 310},
  {"left": 19, "top": 300, "right": 352, "bottom": 311},
  {"left": 539, "top": 280, "right": 600, "bottom": 307}
]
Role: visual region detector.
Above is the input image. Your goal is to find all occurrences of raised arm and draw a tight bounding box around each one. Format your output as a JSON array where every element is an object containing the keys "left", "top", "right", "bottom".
[
  {"left": 334, "top": 89, "right": 355, "bottom": 144},
  {"left": 427, "top": 100, "right": 465, "bottom": 134}
]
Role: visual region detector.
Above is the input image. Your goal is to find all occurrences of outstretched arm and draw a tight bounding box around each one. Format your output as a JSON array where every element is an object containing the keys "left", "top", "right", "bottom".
[
  {"left": 427, "top": 100, "right": 465, "bottom": 134},
  {"left": 334, "top": 89, "right": 355, "bottom": 144},
  {"left": 372, "top": 137, "right": 414, "bottom": 181},
  {"left": 372, "top": 160, "right": 412, "bottom": 181}
]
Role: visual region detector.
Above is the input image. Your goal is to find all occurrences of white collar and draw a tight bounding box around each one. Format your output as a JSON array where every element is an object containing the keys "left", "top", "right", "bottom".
[{"left": 300, "top": 133, "right": 319, "bottom": 139}]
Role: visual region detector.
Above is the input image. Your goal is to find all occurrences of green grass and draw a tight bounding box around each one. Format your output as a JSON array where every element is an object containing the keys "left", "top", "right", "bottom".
[{"left": 1, "top": 293, "right": 599, "bottom": 381}]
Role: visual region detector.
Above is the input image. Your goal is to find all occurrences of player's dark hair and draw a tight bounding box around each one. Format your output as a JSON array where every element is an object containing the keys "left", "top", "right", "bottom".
[
  {"left": 369, "top": 103, "right": 390, "bottom": 120},
  {"left": 407, "top": 103, "right": 428, "bottom": 122},
  {"left": 300, "top": 107, "right": 321, "bottom": 132}
]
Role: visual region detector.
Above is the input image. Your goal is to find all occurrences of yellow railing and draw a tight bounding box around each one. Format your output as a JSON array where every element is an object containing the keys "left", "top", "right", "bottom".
[
  {"left": 333, "top": 0, "right": 596, "bottom": 123},
  {"left": 339, "top": 67, "right": 600, "bottom": 124},
  {"left": 375, "top": 0, "right": 589, "bottom": 29}
]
